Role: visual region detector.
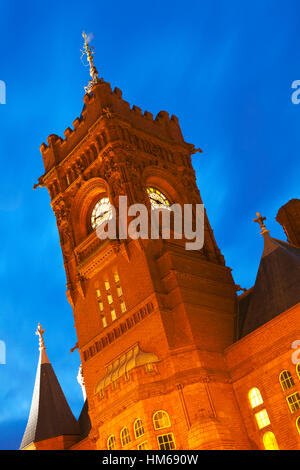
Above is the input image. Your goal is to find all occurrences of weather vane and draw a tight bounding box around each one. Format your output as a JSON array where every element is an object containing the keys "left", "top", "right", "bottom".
[{"left": 81, "top": 31, "right": 101, "bottom": 94}]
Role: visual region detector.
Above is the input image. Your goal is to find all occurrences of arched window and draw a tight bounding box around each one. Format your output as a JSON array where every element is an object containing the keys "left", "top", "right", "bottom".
[
  {"left": 107, "top": 435, "right": 116, "bottom": 450},
  {"left": 153, "top": 410, "right": 171, "bottom": 430},
  {"left": 296, "top": 363, "right": 300, "bottom": 381},
  {"left": 134, "top": 418, "right": 145, "bottom": 439},
  {"left": 263, "top": 431, "right": 279, "bottom": 450},
  {"left": 248, "top": 388, "right": 263, "bottom": 408},
  {"left": 120, "top": 427, "right": 131, "bottom": 447},
  {"left": 296, "top": 417, "right": 300, "bottom": 434},
  {"left": 279, "top": 370, "right": 295, "bottom": 391}
]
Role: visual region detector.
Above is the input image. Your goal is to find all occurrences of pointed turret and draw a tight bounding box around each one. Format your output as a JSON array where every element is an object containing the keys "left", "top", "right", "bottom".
[
  {"left": 20, "top": 324, "right": 80, "bottom": 450},
  {"left": 238, "top": 214, "right": 300, "bottom": 339}
]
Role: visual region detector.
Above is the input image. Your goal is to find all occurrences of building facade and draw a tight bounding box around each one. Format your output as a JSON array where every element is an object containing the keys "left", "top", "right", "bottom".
[{"left": 20, "top": 38, "right": 300, "bottom": 451}]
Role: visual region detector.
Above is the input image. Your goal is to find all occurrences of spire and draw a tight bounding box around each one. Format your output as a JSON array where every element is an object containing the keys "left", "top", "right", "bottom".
[
  {"left": 81, "top": 31, "right": 101, "bottom": 94},
  {"left": 253, "top": 212, "right": 269, "bottom": 235},
  {"left": 238, "top": 229, "right": 300, "bottom": 338},
  {"left": 20, "top": 324, "right": 79, "bottom": 449}
]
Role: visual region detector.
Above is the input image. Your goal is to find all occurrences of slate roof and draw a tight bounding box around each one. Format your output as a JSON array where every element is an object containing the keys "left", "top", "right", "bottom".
[
  {"left": 238, "top": 233, "right": 300, "bottom": 339},
  {"left": 20, "top": 348, "right": 80, "bottom": 449},
  {"left": 78, "top": 400, "right": 92, "bottom": 439}
]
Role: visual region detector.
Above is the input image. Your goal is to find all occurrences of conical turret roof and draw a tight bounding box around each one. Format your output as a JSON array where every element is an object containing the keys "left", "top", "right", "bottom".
[
  {"left": 239, "top": 232, "right": 300, "bottom": 338},
  {"left": 20, "top": 324, "right": 79, "bottom": 449}
]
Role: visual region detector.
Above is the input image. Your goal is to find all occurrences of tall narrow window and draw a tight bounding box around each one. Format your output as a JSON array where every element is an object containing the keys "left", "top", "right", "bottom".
[
  {"left": 104, "top": 281, "right": 110, "bottom": 291},
  {"left": 121, "top": 427, "right": 131, "bottom": 447},
  {"left": 101, "top": 315, "right": 107, "bottom": 328},
  {"left": 296, "top": 417, "right": 300, "bottom": 434},
  {"left": 263, "top": 431, "right": 279, "bottom": 450},
  {"left": 286, "top": 392, "right": 300, "bottom": 413},
  {"left": 255, "top": 409, "right": 270, "bottom": 429},
  {"left": 134, "top": 418, "right": 145, "bottom": 439},
  {"left": 107, "top": 435, "right": 116, "bottom": 450},
  {"left": 114, "top": 272, "right": 127, "bottom": 314},
  {"left": 296, "top": 363, "right": 300, "bottom": 381},
  {"left": 153, "top": 410, "right": 171, "bottom": 430},
  {"left": 279, "top": 370, "right": 295, "bottom": 391},
  {"left": 157, "top": 433, "right": 176, "bottom": 450},
  {"left": 248, "top": 388, "right": 263, "bottom": 409},
  {"left": 111, "top": 309, "right": 117, "bottom": 322}
]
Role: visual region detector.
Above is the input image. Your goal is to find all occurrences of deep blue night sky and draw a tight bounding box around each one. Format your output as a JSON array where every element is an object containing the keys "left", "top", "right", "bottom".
[{"left": 0, "top": 0, "right": 299, "bottom": 450}]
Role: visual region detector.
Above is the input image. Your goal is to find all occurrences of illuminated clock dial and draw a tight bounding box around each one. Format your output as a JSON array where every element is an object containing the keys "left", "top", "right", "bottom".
[
  {"left": 91, "top": 197, "right": 113, "bottom": 229},
  {"left": 146, "top": 187, "right": 171, "bottom": 210}
]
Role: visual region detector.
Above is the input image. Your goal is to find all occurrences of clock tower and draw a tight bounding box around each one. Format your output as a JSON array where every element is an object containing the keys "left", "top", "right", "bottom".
[{"left": 34, "top": 34, "right": 250, "bottom": 450}]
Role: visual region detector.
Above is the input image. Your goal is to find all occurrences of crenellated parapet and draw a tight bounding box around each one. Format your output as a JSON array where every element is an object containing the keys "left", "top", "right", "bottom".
[{"left": 40, "top": 80, "right": 198, "bottom": 175}]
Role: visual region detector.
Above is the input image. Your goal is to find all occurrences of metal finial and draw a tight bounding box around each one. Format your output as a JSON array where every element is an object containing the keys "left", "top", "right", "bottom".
[
  {"left": 81, "top": 31, "right": 100, "bottom": 94},
  {"left": 35, "top": 323, "right": 46, "bottom": 351},
  {"left": 253, "top": 212, "right": 269, "bottom": 235}
]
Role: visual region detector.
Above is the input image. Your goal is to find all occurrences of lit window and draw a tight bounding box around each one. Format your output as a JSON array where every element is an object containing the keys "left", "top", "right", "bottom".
[
  {"left": 286, "top": 392, "right": 300, "bottom": 413},
  {"left": 107, "top": 435, "right": 116, "bottom": 450},
  {"left": 120, "top": 300, "right": 127, "bottom": 313},
  {"left": 248, "top": 388, "right": 263, "bottom": 409},
  {"left": 91, "top": 197, "right": 113, "bottom": 230},
  {"left": 117, "top": 286, "right": 123, "bottom": 297},
  {"left": 111, "top": 309, "right": 117, "bottom": 321},
  {"left": 98, "top": 301, "right": 104, "bottom": 312},
  {"left": 101, "top": 315, "right": 107, "bottom": 328},
  {"left": 114, "top": 272, "right": 120, "bottom": 283},
  {"left": 263, "top": 431, "right": 279, "bottom": 450},
  {"left": 134, "top": 419, "right": 145, "bottom": 439},
  {"left": 153, "top": 410, "right": 171, "bottom": 430},
  {"left": 296, "top": 417, "right": 300, "bottom": 434},
  {"left": 279, "top": 370, "right": 295, "bottom": 391},
  {"left": 121, "top": 427, "right": 131, "bottom": 447},
  {"left": 157, "top": 433, "right": 175, "bottom": 450},
  {"left": 137, "top": 441, "right": 148, "bottom": 450},
  {"left": 255, "top": 409, "right": 270, "bottom": 429},
  {"left": 296, "top": 363, "right": 300, "bottom": 381},
  {"left": 107, "top": 294, "right": 113, "bottom": 304},
  {"left": 104, "top": 281, "right": 110, "bottom": 291},
  {"left": 96, "top": 289, "right": 101, "bottom": 298}
]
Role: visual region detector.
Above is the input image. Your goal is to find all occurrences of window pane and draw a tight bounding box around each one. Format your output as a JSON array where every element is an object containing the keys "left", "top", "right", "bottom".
[
  {"left": 263, "top": 432, "right": 279, "bottom": 450},
  {"left": 134, "top": 419, "right": 145, "bottom": 438},
  {"left": 157, "top": 433, "right": 175, "bottom": 450},
  {"left": 279, "top": 370, "right": 295, "bottom": 391},
  {"left": 255, "top": 409, "right": 270, "bottom": 429},
  {"left": 107, "top": 435, "right": 116, "bottom": 450},
  {"left": 111, "top": 309, "right": 117, "bottom": 321},
  {"left": 248, "top": 388, "right": 263, "bottom": 408},
  {"left": 121, "top": 427, "right": 131, "bottom": 446},
  {"left": 287, "top": 392, "right": 300, "bottom": 413},
  {"left": 138, "top": 441, "right": 148, "bottom": 450},
  {"left": 153, "top": 410, "right": 171, "bottom": 430}
]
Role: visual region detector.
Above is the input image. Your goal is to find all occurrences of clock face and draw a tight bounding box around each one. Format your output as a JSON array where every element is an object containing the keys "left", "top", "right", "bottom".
[
  {"left": 146, "top": 187, "right": 171, "bottom": 210},
  {"left": 91, "top": 197, "right": 113, "bottom": 229}
]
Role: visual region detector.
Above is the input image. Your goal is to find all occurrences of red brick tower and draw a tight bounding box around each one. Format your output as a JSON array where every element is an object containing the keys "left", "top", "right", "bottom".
[{"left": 33, "top": 34, "right": 250, "bottom": 450}]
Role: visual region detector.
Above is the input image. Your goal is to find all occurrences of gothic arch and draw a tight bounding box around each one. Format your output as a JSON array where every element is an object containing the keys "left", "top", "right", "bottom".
[
  {"left": 143, "top": 167, "right": 187, "bottom": 206},
  {"left": 70, "top": 177, "right": 111, "bottom": 244}
]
